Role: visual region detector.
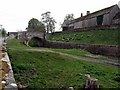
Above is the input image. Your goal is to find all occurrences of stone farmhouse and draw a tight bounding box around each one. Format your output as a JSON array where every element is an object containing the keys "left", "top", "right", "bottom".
[{"left": 62, "top": 4, "right": 120, "bottom": 31}]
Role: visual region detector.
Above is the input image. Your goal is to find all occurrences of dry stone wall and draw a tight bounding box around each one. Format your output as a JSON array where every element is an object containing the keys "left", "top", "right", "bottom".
[
  {"left": 0, "top": 43, "right": 17, "bottom": 90},
  {"left": 44, "top": 40, "right": 119, "bottom": 57}
]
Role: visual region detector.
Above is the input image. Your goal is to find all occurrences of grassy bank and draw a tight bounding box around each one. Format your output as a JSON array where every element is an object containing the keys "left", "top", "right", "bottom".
[
  {"left": 7, "top": 39, "right": 29, "bottom": 49},
  {"left": 48, "top": 29, "right": 119, "bottom": 45},
  {"left": 7, "top": 39, "right": 120, "bottom": 88},
  {"left": 8, "top": 49, "right": 119, "bottom": 88}
]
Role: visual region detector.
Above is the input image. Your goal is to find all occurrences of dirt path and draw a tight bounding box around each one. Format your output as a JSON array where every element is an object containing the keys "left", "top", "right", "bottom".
[{"left": 25, "top": 48, "right": 120, "bottom": 67}]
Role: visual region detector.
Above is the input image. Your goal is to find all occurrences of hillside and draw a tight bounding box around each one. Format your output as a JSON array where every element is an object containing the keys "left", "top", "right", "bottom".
[
  {"left": 7, "top": 39, "right": 119, "bottom": 88},
  {"left": 48, "top": 29, "right": 119, "bottom": 45}
]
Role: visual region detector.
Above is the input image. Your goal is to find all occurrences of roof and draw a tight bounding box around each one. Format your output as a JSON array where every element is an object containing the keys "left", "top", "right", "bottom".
[
  {"left": 62, "top": 20, "right": 71, "bottom": 27},
  {"left": 73, "top": 4, "right": 118, "bottom": 22}
]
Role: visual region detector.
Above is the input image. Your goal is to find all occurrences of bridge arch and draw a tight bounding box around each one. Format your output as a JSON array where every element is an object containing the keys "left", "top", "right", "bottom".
[{"left": 28, "top": 37, "right": 45, "bottom": 47}]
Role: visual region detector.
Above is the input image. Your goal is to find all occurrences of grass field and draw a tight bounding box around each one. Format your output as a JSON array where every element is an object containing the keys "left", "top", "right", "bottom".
[
  {"left": 48, "top": 29, "right": 119, "bottom": 45},
  {"left": 7, "top": 39, "right": 120, "bottom": 88}
]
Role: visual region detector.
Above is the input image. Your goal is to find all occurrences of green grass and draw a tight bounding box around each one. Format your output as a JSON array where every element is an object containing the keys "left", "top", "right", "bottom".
[
  {"left": 7, "top": 39, "right": 29, "bottom": 49},
  {"left": 34, "top": 48, "right": 90, "bottom": 57},
  {"left": 51, "top": 48, "right": 90, "bottom": 57},
  {"left": 7, "top": 39, "right": 120, "bottom": 88},
  {"left": 33, "top": 47, "right": 117, "bottom": 62},
  {"left": 48, "top": 29, "right": 119, "bottom": 45},
  {"left": 49, "top": 48, "right": 118, "bottom": 63},
  {"left": 8, "top": 49, "right": 119, "bottom": 88}
]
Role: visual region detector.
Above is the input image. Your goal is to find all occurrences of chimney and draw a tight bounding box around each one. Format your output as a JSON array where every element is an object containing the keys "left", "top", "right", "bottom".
[
  {"left": 81, "top": 13, "right": 83, "bottom": 17},
  {"left": 87, "top": 11, "right": 90, "bottom": 15}
]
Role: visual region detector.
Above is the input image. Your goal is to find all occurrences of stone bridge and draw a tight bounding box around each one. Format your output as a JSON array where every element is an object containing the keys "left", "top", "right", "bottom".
[{"left": 19, "top": 31, "right": 45, "bottom": 46}]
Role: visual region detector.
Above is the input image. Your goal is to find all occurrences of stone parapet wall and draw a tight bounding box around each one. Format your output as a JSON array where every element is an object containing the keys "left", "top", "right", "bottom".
[{"left": 52, "top": 27, "right": 120, "bottom": 35}]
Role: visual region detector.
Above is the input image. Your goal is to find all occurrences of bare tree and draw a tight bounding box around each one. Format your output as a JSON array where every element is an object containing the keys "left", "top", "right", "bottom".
[
  {"left": 41, "top": 11, "right": 56, "bottom": 34},
  {"left": 61, "top": 14, "right": 74, "bottom": 31},
  {"left": 64, "top": 14, "right": 74, "bottom": 21}
]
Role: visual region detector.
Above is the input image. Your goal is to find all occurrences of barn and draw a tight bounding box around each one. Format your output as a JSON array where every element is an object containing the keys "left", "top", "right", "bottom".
[{"left": 62, "top": 4, "right": 120, "bottom": 31}]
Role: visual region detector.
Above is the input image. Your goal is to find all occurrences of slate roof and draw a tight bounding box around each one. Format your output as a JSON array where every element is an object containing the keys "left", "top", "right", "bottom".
[{"left": 73, "top": 4, "right": 118, "bottom": 23}]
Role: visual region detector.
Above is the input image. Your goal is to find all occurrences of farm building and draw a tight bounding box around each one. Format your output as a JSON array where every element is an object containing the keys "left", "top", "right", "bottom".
[{"left": 62, "top": 4, "right": 120, "bottom": 31}]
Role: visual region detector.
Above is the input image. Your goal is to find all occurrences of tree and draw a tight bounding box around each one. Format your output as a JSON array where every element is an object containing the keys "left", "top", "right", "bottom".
[
  {"left": 1, "top": 28, "right": 6, "bottom": 42},
  {"left": 64, "top": 14, "right": 74, "bottom": 21},
  {"left": 2, "top": 28, "right": 6, "bottom": 37},
  {"left": 48, "top": 17, "right": 56, "bottom": 33},
  {"left": 0, "top": 25, "right": 2, "bottom": 37},
  {"left": 27, "top": 18, "right": 45, "bottom": 32},
  {"left": 41, "top": 11, "right": 56, "bottom": 33},
  {"left": 62, "top": 14, "right": 74, "bottom": 26},
  {"left": 61, "top": 14, "right": 74, "bottom": 31}
]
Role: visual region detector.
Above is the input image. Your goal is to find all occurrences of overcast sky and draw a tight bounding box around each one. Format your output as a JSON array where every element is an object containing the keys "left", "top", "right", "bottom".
[{"left": 0, "top": 0, "right": 119, "bottom": 32}]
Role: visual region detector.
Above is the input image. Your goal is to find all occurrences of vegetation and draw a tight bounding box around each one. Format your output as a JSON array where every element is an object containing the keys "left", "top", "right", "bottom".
[
  {"left": 64, "top": 14, "right": 74, "bottom": 21},
  {"left": 27, "top": 18, "right": 45, "bottom": 32},
  {"left": 41, "top": 11, "right": 56, "bottom": 33},
  {"left": 48, "top": 29, "right": 119, "bottom": 45},
  {"left": 7, "top": 39, "right": 29, "bottom": 49},
  {"left": 1, "top": 28, "right": 7, "bottom": 37},
  {"left": 7, "top": 39, "right": 120, "bottom": 88},
  {"left": 29, "top": 37, "right": 44, "bottom": 47},
  {"left": 61, "top": 14, "right": 74, "bottom": 31},
  {"left": 50, "top": 48, "right": 118, "bottom": 62},
  {"left": 0, "top": 32, "right": 1, "bottom": 37}
]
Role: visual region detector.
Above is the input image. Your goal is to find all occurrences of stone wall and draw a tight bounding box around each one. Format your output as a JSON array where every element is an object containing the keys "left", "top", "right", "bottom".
[
  {"left": 26, "top": 31, "right": 44, "bottom": 39},
  {"left": 44, "top": 40, "right": 119, "bottom": 57}
]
